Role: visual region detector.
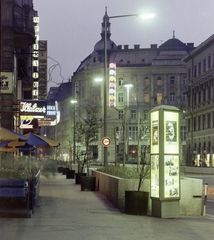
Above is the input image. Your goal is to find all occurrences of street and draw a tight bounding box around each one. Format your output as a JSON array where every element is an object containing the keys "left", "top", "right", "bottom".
[{"left": 206, "top": 194, "right": 214, "bottom": 216}]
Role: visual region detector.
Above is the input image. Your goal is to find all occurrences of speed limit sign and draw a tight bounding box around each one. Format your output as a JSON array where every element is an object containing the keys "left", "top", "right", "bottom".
[{"left": 101, "top": 137, "right": 111, "bottom": 147}]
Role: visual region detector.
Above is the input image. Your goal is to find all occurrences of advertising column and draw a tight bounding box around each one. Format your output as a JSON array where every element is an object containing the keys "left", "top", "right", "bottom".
[{"left": 150, "top": 105, "right": 180, "bottom": 218}]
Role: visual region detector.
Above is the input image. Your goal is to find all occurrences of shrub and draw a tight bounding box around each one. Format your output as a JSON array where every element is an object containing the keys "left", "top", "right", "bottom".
[
  {"left": 0, "top": 167, "right": 31, "bottom": 179},
  {"left": 97, "top": 165, "right": 146, "bottom": 179}
]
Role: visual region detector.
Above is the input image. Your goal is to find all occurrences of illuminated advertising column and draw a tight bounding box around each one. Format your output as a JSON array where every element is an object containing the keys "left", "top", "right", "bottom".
[{"left": 150, "top": 105, "right": 180, "bottom": 218}]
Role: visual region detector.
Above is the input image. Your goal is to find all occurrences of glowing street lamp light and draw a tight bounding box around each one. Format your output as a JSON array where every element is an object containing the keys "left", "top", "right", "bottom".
[{"left": 103, "top": 7, "right": 154, "bottom": 166}]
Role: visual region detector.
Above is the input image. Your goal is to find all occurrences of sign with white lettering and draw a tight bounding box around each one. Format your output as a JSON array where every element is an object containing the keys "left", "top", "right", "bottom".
[
  {"left": 20, "top": 100, "right": 47, "bottom": 115},
  {"left": 0, "top": 72, "right": 13, "bottom": 94}
]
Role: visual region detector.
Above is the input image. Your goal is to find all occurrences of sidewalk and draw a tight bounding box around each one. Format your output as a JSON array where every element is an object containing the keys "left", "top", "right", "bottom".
[{"left": 0, "top": 173, "right": 214, "bottom": 240}]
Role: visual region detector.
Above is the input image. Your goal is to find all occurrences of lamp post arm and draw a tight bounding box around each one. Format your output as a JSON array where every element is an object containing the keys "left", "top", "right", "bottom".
[{"left": 109, "top": 13, "right": 139, "bottom": 19}]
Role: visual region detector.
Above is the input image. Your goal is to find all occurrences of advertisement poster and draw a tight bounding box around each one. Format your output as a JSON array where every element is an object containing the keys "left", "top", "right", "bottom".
[
  {"left": 150, "top": 111, "right": 159, "bottom": 154},
  {"left": 151, "top": 155, "right": 159, "bottom": 198},
  {"left": 152, "top": 120, "right": 158, "bottom": 145},
  {"left": 164, "top": 155, "right": 179, "bottom": 198},
  {"left": 164, "top": 111, "right": 179, "bottom": 154}
]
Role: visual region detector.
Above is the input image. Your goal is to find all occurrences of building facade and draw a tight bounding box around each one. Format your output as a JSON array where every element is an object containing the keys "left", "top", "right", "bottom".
[
  {"left": 0, "top": 0, "right": 37, "bottom": 130},
  {"left": 51, "top": 12, "right": 195, "bottom": 164},
  {"left": 183, "top": 34, "right": 214, "bottom": 167}
]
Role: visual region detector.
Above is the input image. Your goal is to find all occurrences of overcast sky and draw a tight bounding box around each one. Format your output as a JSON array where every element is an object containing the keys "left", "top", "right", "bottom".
[{"left": 34, "top": 0, "right": 214, "bottom": 89}]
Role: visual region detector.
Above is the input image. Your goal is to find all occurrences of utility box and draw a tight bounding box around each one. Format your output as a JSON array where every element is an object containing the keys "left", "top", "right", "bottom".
[{"left": 150, "top": 105, "right": 180, "bottom": 218}]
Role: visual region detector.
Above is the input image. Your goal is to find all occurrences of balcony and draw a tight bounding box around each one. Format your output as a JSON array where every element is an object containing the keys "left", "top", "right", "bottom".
[{"left": 14, "top": 16, "right": 35, "bottom": 49}]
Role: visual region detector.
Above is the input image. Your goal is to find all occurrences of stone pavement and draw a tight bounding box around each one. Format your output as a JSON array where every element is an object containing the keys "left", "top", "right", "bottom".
[{"left": 0, "top": 173, "right": 214, "bottom": 240}]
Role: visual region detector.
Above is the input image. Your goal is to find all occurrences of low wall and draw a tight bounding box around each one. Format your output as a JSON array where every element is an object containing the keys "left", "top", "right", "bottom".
[{"left": 92, "top": 170, "right": 203, "bottom": 216}]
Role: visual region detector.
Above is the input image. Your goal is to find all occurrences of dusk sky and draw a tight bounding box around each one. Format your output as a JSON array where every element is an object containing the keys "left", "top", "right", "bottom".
[{"left": 34, "top": 0, "right": 214, "bottom": 89}]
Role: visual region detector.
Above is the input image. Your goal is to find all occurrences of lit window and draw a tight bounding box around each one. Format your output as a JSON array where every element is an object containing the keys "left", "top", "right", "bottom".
[
  {"left": 156, "top": 93, "right": 162, "bottom": 104},
  {"left": 144, "top": 93, "right": 150, "bottom": 102}
]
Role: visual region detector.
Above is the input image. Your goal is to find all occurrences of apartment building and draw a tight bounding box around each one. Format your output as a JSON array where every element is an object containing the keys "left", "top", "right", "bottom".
[{"left": 183, "top": 34, "right": 214, "bottom": 167}]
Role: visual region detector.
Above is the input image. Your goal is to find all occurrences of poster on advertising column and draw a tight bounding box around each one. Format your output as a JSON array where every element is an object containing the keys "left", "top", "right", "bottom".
[
  {"left": 164, "top": 155, "right": 179, "bottom": 198},
  {"left": 164, "top": 111, "right": 179, "bottom": 154},
  {"left": 151, "top": 155, "right": 160, "bottom": 198}
]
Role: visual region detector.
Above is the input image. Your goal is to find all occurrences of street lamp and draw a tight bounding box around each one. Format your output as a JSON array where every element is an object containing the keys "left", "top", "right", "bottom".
[
  {"left": 103, "top": 7, "right": 154, "bottom": 166},
  {"left": 124, "top": 83, "right": 133, "bottom": 164},
  {"left": 71, "top": 100, "right": 77, "bottom": 164}
]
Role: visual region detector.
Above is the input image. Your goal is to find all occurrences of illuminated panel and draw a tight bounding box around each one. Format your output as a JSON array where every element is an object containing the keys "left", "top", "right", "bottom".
[
  {"left": 164, "top": 111, "right": 179, "bottom": 154},
  {"left": 164, "top": 155, "right": 179, "bottom": 198},
  {"left": 150, "top": 110, "right": 159, "bottom": 154},
  {"left": 32, "top": 15, "right": 39, "bottom": 100},
  {"left": 109, "top": 63, "right": 116, "bottom": 107}
]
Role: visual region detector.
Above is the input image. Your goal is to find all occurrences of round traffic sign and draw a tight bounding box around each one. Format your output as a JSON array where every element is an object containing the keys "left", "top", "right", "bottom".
[{"left": 101, "top": 137, "right": 111, "bottom": 147}]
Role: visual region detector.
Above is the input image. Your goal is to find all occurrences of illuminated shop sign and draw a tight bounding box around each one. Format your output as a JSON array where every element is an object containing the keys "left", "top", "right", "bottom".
[
  {"left": 109, "top": 63, "right": 116, "bottom": 107},
  {"left": 20, "top": 100, "right": 47, "bottom": 115},
  {"left": 32, "top": 15, "right": 39, "bottom": 99},
  {"left": 19, "top": 101, "right": 60, "bottom": 129},
  {"left": 38, "top": 101, "right": 60, "bottom": 126}
]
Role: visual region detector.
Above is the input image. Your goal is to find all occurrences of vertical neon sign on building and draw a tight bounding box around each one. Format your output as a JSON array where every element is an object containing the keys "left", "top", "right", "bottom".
[
  {"left": 109, "top": 63, "right": 116, "bottom": 107},
  {"left": 32, "top": 13, "right": 39, "bottom": 100}
]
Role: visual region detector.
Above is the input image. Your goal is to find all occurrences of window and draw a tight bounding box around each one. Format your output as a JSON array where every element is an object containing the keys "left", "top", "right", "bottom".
[
  {"left": 144, "top": 77, "right": 149, "bottom": 86},
  {"left": 118, "top": 78, "right": 123, "bottom": 86},
  {"left": 144, "top": 110, "right": 149, "bottom": 120},
  {"left": 170, "top": 92, "right": 175, "bottom": 102},
  {"left": 156, "top": 93, "right": 162, "bottom": 104},
  {"left": 207, "top": 112, "right": 210, "bottom": 128},
  {"left": 131, "top": 92, "right": 136, "bottom": 102},
  {"left": 118, "top": 93, "right": 123, "bottom": 103},
  {"left": 131, "top": 110, "right": 137, "bottom": 120},
  {"left": 92, "top": 95, "right": 100, "bottom": 104},
  {"left": 188, "top": 68, "right": 191, "bottom": 80},
  {"left": 198, "top": 91, "right": 201, "bottom": 104},
  {"left": 188, "top": 119, "right": 190, "bottom": 132},
  {"left": 198, "top": 115, "right": 201, "bottom": 130},
  {"left": 193, "top": 117, "right": 196, "bottom": 131},
  {"left": 213, "top": 111, "right": 214, "bottom": 127},
  {"left": 194, "top": 65, "right": 197, "bottom": 77},
  {"left": 203, "top": 58, "right": 206, "bottom": 72},
  {"left": 203, "top": 88, "right": 206, "bottom": 102},
  {"left": 118, "top": 110, "right": 123, "bottom": 120},
  {"left": 170, "top": 76, "right": 175, "bottom": 85},
  {"left": 129, "top": 126, "right": 138, "bottom": 141},
  {"left": 208, "top": 55, "right": 211, "bottom": 69},
  {"left": 144, "top": 93, "right": 150, "bottom": 103},
  {"left": 202, "top": 114, "right": 206, "bottom": 129},
  {"left": 180, "top": 126, "right": 186, "bottom": 141},
  {"left": 182, "top": 92, "right": 186, "bottom": 103},
  {"left": 198, "top": 62, "right": 201, "bottom": 76},
  {"left": 157, "top": 77, "right": 162, "bottom": 86}
]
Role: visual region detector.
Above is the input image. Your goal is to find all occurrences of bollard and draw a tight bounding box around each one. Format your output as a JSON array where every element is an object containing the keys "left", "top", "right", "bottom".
[{"left": 203, "top": 183, "right": 208, "bottom": 216}]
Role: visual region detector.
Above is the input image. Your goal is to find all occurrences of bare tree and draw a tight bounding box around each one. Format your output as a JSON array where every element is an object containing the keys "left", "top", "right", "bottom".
[{"left": 75, "top": 105, "right": 102, "bottom": 174}]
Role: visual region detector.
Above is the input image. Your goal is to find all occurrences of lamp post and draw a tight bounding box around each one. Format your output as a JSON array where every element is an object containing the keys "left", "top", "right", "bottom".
[
  {"left": 124, "top": 83, "right": 133, "bottom": 164},
  {"left": 103, "top": 7, "right": 154, "bottom": 167},
  {"left": 71, "top": 100, "right": 77, "bottom": 164}
]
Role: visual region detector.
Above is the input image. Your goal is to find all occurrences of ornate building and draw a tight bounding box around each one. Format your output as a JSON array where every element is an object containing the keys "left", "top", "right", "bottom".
[{"left": 63, "top": 11, "right": 195, "bottom": 164}]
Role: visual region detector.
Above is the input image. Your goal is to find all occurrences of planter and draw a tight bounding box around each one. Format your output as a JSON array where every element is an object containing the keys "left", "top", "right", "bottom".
[
  {"left": 62, "top": 167, "right": 69, "bottom": 175},
  {"left": 81, "top": 176, "right": 96, "bottom": 191},
  {"left": 57, "top": 167, "right": 63, "bottom": 173},
  {"left": 125, "top": 191, "right": 149, "bottom": 215},
  {"left": 66, "top": 170, "right": 75, "bottom": 179},
  {"left": 75, "top": 173, "right": 87, "bottom": 184}
]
